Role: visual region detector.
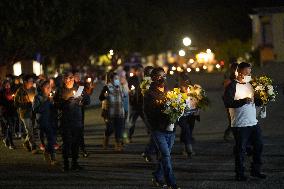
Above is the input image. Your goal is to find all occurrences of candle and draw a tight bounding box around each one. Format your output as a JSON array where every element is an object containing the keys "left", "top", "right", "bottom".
[
  {"left": 73, "top": 90, "right": 76, "bottom": 96},
  {"left": 87, "top": 78, "right": 92, "bottom": 83},
  {"left": 187, "top": 87, "right": 190, "bottom": 94},
  {"left": 49, "top": 92, "right": 53, "bottom": 97},
  {"left": 131, "top": 85, "right": 135, "bottom": 90},
  {"left": 12, "top": 94, "right": 15, "bottom": 97},
  {"left": 130, "top": 73, "right": 134, "bottom": 77}
]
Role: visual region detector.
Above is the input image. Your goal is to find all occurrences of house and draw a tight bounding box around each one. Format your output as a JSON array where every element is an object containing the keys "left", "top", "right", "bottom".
[{"left": 250, "top": 7, "right": 284, "bottom": 64}]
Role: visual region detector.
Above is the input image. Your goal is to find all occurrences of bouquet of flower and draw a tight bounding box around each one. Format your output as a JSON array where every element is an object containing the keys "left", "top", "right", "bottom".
[
  {"left": 251, "top": 76, "right": 277, "bottom": 105},
  {"left": 186, "top": 84, "right": 210, "bottom": 110},
  {"left": 140, "top": 77, "right": 152, "bottom": 95},
  {"left": 164, "top": 88, "right": 189, "bottom": 124}
]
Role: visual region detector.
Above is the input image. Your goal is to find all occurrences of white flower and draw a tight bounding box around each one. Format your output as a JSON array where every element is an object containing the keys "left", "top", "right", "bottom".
[{"left": 255, "top": 85, "right": 265, "bottom": 91}]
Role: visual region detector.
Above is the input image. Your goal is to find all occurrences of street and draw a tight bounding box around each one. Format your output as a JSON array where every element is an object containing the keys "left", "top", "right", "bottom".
[{"left": 1, "top": 87, "right": 283, "bottom": 189}]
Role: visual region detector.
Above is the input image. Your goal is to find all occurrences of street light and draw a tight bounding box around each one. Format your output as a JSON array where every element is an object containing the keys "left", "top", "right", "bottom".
[
  {"left": 179, "top": 49, "right": 186, "bottom": 57},
  {"left": 183, "top": 37, "right": 192, "bottom": 47}
]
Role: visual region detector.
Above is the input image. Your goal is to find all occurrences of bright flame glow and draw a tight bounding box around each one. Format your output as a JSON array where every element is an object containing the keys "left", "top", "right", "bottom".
[
  {"left": 177, "top": 67, "right": 182, "bottom": 72},
  {"left": 196, "top": 68, "right": 200, "bottom": 72},
  {"left": 189, "top": 59, "right": 194, "bottom": 64},
  {"left": 109, "top": 49, "right": 114, "bottom": 56},
  {"left": 187, "top": 68, "right": 192, "bottom": 72},
  {"left": 203, "top": 65, "right": 207, "bottom": 70},
  {"left": 130, "top": 72, "right": 134, "bottom": 77},
  {"left": 172, "top": 66, "right": 176, "bottom": 71},
  {"left": 169, "top": 70, "right": 174, "bottom": 75},
  {"left": 216, "top": 64, "right": 221, "bottom": 69}
]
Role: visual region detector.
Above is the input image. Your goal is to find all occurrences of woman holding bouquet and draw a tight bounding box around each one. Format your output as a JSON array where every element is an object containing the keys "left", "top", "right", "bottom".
[
  {"left": 178, "top": 80, "right": 200, "bottom": 158},
  {"left": 144, "top": 67, "right": 180, "bottom": 189}
]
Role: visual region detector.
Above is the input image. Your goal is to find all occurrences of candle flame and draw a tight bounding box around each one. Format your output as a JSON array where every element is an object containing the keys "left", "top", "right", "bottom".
[
  {"left": 87, "top": 78, "right": 91, "bottom": 83},
  {"left": 131, "top": 85, "right": 135, "bottom": 90},
  {"left": 187, "top": 87, "right": 190, "bottom": 93}
]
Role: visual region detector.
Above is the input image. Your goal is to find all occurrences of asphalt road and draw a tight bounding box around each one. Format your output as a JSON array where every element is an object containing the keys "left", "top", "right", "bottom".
[{"left": 0, "top": 88, "right": 284, "bottom": 189}]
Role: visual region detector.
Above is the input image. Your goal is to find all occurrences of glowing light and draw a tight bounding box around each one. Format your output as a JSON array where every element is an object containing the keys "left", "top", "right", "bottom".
[
  {"left": 206, "top": 49, "right": 212, "bottom": 54},
  {"left": 169, "top": 70, "right": 174, "bottom": 75},
  {"left": 203, "top": 65, "right": 207, "bottom": 70},
  {"left": 183, "top": 37, "right": 192, "bottom": 47},
  {"left": 177, "top": 66, "right": 182, "bottom": 72},
  {"left": 172, "top": 66, "right": 176, "bottom": 71},
  {"left": 13, "top": 62, "right": 22, "bottom": 76},
  {"left": 131, "top": 85, "right": 135, "bottom": 90},
  {"left": 109, "top": 49, "right": 114, "bottom": 56},
  {"left": 87, "top": 78, "right": 92, "bottom": 83},
  {"left": 117, "top": 58, "right": 122, "bottom": 65},
  {"left": 216, "top": 64, "right": 221, "bottom": 69},
  {"left": 130, "top": 72, "right": 134, "bottom": 77},
  {"left": 178, "top": 49, "right": 186, "bottom": 57},
  {"left": 195, "top": 68, "right": 200, "bottom": 72},
  {"left": 187, "top": 68, "right": 192, "bottom": 72},
  {"left": 187, "top": 87, "right": 190, "bottom": 93},
  {"left": 33, "top": 61, "right": 42, "bottom": 76},
  {"left": 73, "top": 90, "right": 76, "bottom": 96},
  {"left": 189, "top": 59, "right": 194, "bottom": 64},
  {"left": 107, "top": 65, "right": 112, "bottom": 70}
]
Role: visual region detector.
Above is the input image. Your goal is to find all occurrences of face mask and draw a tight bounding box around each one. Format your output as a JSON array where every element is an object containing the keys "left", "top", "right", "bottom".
[
  {"left": 113, "top": 79, "right": 120, "bottom": 86},
  {"left": 243, "top": 75, "right": 252, "bottom": 83}
]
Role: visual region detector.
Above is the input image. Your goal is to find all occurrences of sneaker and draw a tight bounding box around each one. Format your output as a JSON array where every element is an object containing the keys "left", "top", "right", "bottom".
[
  {"left": 152, "top": 177, "right": 166, "bottom": 187},
  {"left": 168, "top": 185, "right": 181, "bottom": 189},
  {"left": 141, "top": 153, "right": 152, "bottom": 162},
  {"left": 39, "top": 144, "right": 45, "bottom": 151},
  {"left": 8, "top": 145, "right": 15, "bottom": 150},
  {"left": 250, "top": 172, "right": 267, "bottom": 179},
  {"left": 235, "top": 175, "right": 248, "bottom": 181},
  {"left": 53, "top": 143, "right": 60, "bottom": 150},
  {"left": 3, "top": 139, "right": 8, "bottom": 147},
  {"left": 82, "top": 151, "right": 89, "bottom": 158},
  {"left": 31, "top": 149, "right": 38, "bottom": 154},
  {"left": 23, "top": 142, "right": 31, "bottom": 152}
]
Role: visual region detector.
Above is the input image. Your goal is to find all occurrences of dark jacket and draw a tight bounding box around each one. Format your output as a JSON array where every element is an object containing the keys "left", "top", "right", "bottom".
[
  {"left": 143, "top": 84, "right": 171, "bottom": 132},
  {"left": 223, "top": 80, "right": 262, "bottom": 108},
  {"left": 33, "top": 94, "right": 57, "bottom": 129},
  {"left": 128, "top": 76, "right": 143, "bottom": 110},
  {"left": 54, "top": 85, "right": 90, "bottom": 128}
]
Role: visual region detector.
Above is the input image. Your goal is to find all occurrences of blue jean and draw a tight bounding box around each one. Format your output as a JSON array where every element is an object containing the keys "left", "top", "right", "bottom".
[
  {"left": 105, "top": 117, "right": 124, "bottom": 143},
  {"left": 152, "top": 131, "right": 176, "bottom": 187}
]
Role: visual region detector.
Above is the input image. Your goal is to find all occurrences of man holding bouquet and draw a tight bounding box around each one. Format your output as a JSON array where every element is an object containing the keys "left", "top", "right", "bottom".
[
  {"left": 224, "top": 62, "right": 266, "bottom": 181},
  {"left": 144, "top": 67, "right": 180, "bottom": 189}
]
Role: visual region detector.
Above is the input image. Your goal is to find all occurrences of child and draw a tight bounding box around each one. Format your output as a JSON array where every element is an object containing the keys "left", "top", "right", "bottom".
[{"left": 33, "top": 80, "right": 57, "bottom": 165}]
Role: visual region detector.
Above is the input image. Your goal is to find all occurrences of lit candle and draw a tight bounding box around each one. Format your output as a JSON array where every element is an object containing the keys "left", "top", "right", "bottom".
[
  {"left": 49, "top": 92, "right": 53, "bottom": 97},
  {"left": 73, "top": 90, "right": 76, "bottom": 96},
  {"left": 87, "top": 78, "right": 92, "bottom": 83},
  {"left": 187, "top": 87, "right": 190, "bottom": 94},
  {"left": 131, "top": 85, "right": 135, "bottom": 90},
  {"left": 12, "top": 94, "right": 15, "bottom": 97},
  {"left": 130, "top": 73, "right": 134, "bottom": 77}
]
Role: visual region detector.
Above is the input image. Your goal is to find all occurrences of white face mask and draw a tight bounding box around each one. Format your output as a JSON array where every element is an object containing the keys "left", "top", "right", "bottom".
[{"left": 243, "top": 75, "right": 252, "bottom": 83}]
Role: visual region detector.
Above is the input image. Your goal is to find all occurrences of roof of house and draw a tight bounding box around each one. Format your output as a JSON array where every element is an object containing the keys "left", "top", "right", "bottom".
[{"left": 252, "top": 6, "right": 284, "bottom": 15}]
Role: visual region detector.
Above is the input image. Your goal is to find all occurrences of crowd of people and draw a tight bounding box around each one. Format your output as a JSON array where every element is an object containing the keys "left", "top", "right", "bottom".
[{"left": 0, "top": 62, "right": 267, "bottom": 189}]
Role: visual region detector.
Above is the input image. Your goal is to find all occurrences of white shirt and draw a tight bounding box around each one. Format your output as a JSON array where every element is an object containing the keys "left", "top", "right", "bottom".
[{"left": 229, "top": 82, "right": 258, "bottom": 127}]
